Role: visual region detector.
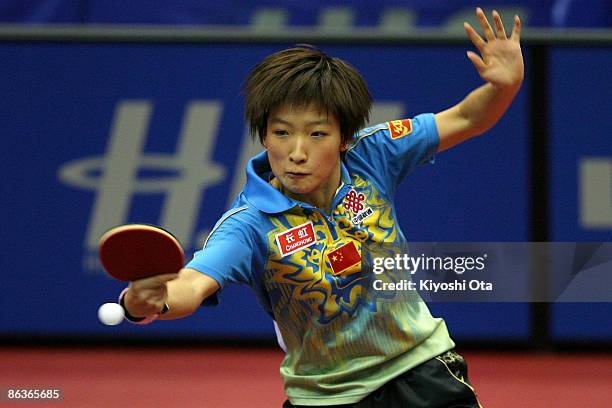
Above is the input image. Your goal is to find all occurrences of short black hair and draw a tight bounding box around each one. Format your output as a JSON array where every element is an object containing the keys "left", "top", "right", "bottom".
[{"left": 243, "top": 45, "right": 372, "bottom": 146}]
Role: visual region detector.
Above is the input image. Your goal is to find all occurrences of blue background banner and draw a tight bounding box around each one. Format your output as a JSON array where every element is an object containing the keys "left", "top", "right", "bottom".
[
  {"left": 2, "top": 1, "right": 610, "bottom": 27},
  {"left": 549, "top": 47, "right": 612, "bottom": 340},
  {"left": 0, "top": 40, "right": 609, "bottom": 342}
]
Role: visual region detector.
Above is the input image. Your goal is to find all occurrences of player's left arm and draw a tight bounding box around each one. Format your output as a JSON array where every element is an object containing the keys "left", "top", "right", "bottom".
[{"left": 435, "top": 8, "right": 524, "bottom": 152}]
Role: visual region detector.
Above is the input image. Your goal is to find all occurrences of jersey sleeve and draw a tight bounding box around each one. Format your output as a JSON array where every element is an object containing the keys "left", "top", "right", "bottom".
[
  {"left": 185, "top": 209, "right": 260, "bottom": 306},
  {"left": 346, "top": 113, "right": 439, "bottom": 197}
]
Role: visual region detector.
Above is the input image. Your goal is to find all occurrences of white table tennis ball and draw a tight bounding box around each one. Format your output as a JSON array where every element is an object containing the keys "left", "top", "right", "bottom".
[{"left": 98, "top": 302, "right": 125, "bottom": 325}]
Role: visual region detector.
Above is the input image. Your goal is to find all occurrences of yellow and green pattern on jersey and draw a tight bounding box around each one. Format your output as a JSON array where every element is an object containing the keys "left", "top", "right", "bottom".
[
  {"left": 265, "top": 175, "right": 454, "bottom": 405},
  {"left": 186, "top": 114, "right": 455, "bottom": 405}
]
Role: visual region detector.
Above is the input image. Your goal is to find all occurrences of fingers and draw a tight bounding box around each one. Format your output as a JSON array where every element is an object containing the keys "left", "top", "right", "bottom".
[
  {"left": 511, "top": 14, "right": 522, "bottom": 42},
  {"left": 125, "top": 280, "right": 170, "bottom": 317},
  {"left": 151, "top": 273, "right": 179, "bottom": 284},
  {"left": 472, "top": 8, "right": 521, "bottom": 42},
  {"left": 464, "top": 22, "right": 486, "bottom": 52},
  {"left": 476, "top": 7, "right": 495, "bottom": 41},
  {"left": 492, "top": 10, "right": 507, "bottom": 39},
  {"left": 466, "top": 51, "right": 486, "bottom": 74},
  {"left": 129, "top": 273, "right": 178, "bottom": 293}
]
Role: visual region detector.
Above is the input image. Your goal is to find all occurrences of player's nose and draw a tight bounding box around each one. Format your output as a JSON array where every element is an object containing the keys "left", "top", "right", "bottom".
[{"left": 289, "top": 136, "right": 308, "bottom": 164}]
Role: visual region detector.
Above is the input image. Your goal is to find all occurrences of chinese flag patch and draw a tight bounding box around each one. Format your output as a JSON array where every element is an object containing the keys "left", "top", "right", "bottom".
[
  {"left": 387, "top": 119, "right": 413, "bottom": 139},
  {"left": 326, "top": 241, "right": 361, "bottom": 275}
]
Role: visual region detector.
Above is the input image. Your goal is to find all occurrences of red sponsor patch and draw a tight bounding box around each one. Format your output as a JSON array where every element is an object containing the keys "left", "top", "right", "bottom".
[
  {"left": 387, "top": 119, "right": 413, "bottom": 139},
  {"left": 327, "top": 241, "right": 361, "bottom": 275},
  {"left": 342, "top": 189, "right": 366, "bottom": 214},
  {"left": 275, "top": 221, "right": 317, "bottom": 257}
]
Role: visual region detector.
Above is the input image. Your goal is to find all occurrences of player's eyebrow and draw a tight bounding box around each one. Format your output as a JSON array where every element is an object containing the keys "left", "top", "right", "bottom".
[
  {"left": 307, "top": 119, "right": 331, "bottom": 126},
  {"left": 269, "top": 118, "right": 291, "bottom": 126},
  {"left": 269, "top": 117, "right": 331, "bottom": 126}
]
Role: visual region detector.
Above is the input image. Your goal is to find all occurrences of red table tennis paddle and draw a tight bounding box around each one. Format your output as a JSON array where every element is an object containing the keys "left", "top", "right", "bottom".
[{"left": 99, "top": 224, "right": 185, "bottom": 281}]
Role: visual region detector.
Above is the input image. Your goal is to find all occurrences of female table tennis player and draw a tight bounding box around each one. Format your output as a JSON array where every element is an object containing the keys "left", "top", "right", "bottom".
[{"left": 120, "top": 8, "right": 523, "bottom": 407}]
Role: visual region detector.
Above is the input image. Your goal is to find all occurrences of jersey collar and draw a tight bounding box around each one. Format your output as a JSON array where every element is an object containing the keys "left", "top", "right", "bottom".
[{"left": 243, "top": 150, "right": 352, "bottom": 214}]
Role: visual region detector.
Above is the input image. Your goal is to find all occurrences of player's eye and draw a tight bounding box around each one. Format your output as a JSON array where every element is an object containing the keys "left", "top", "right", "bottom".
[
  {"left": 311, "top": 131, "right": 328, "bottom": 138},
  {"left": 273, "top": 130, "right": 289, "bottom": 137}
]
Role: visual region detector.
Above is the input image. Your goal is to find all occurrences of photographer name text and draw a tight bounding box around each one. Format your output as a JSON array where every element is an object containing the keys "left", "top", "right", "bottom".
[{"left": 373, "top": 279, "right": 493, "bottom": 292}]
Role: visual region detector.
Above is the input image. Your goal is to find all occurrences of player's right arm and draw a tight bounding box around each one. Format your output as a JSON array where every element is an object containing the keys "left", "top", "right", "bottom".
[
  {"left": 124, "top": 207, "right": 257, "bottom": 321},
  {"left": 123, "top": 268, "right": 220, "bottom": 320}
]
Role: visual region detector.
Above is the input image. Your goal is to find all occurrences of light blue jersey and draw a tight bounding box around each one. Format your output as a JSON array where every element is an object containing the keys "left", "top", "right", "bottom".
[{"left": 187, "top": 113, "right": 454, "bottom": 405}]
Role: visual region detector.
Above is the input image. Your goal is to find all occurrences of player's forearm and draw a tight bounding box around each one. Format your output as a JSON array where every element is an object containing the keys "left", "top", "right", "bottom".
[
  {"left": 158, "top": 268, "right": 220, "bottom": 320},
  {"left": 456, "top": 80, "right": 521, "bottom": 137},
  {"left": 156, "top": 280, "right": 202, "bottom": 319},
  {"left": 123, "top": 268, "right": 219, "bottom": 321}
]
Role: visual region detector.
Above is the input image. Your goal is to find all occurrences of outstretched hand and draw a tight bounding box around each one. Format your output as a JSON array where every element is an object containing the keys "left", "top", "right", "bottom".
[{"left": 464, "top": 8, "right": 524, "bottom": 90}]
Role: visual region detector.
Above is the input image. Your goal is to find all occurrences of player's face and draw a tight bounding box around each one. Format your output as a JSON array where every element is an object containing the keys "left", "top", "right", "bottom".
[{"left": 264, "top": 104, "right": 345, "bottom": 209}]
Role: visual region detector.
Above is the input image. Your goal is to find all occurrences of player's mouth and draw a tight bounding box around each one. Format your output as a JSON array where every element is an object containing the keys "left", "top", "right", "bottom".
[{"left": 286, "top": 171, "right": 309, "bottom": 179}]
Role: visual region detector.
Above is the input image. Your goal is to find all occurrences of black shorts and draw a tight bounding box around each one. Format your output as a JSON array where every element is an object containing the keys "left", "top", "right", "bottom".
[{"left": 283, "top": 350, "right": 481, "bottom": 408}]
